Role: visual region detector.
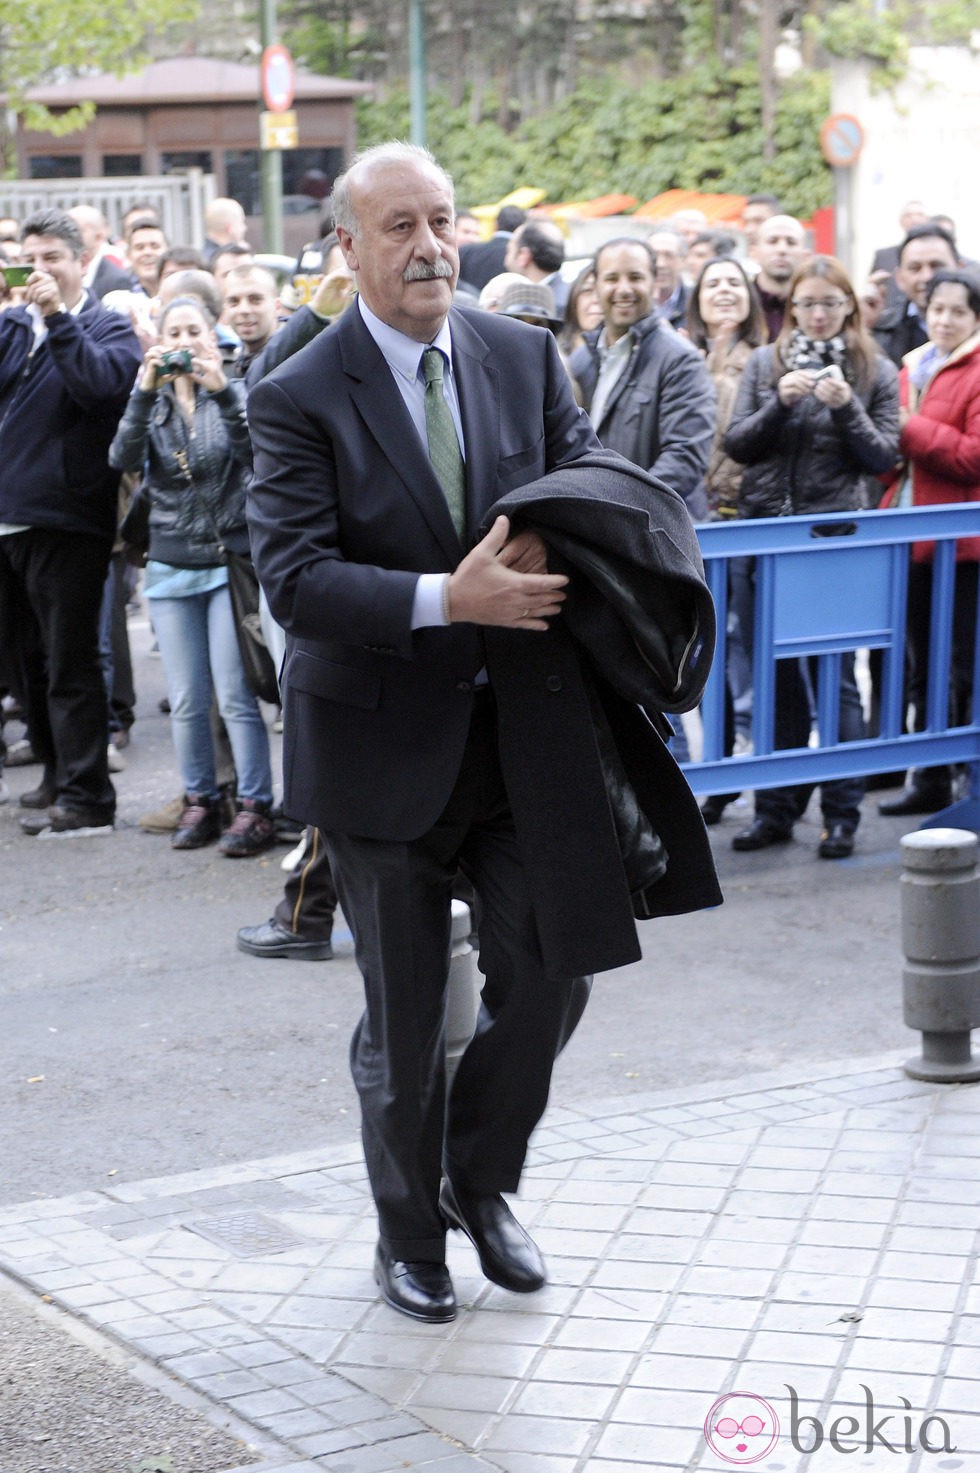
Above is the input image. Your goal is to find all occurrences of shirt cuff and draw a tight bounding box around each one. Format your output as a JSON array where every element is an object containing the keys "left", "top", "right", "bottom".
[{"left": 411, "top": 572, "right": 450, "bottom": 628}]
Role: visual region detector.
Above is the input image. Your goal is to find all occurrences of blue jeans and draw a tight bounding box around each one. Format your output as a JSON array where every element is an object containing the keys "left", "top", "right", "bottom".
[{"left": 150, "top": 585, "right": 273, "bottom": 804}]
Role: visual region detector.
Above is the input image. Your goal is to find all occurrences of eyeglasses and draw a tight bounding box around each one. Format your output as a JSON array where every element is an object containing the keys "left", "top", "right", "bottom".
[{"left": 792, "top": 297, "right": 849, "bottom": 312}]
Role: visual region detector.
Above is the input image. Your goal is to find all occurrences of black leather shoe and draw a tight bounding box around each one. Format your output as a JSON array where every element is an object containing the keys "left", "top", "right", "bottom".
[
  {"left": 878, "top": 786, "right": 951, "bottom": 817},
  {"left": 439, "top": 1179, "right": 546, "bottom": 1293},
  {"left": 699, "top": 795, "right": 731, "bottom": 826},
  {"left": 818, "top": 822, "right": 855, "bottom": 860},
  {"left": 19, "top": 782, "right": 56, "bottom": 810},
  {"left": 732, "top": 818, "right": 793, "bottom": 852},
  {"left": 237, "top": 918, "right": 333, "bottom": 961},
  {"left": 373, "top": 1243, "right": 456, "bottom": 1323},
  {"left": 21, "top": 804, "right": 113, "bottom": 836}
]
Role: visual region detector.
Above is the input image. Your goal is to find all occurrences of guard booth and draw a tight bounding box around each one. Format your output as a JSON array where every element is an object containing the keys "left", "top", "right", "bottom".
[
  {"left": 688, "top": 505, "right": 980, "bottom": 832},
  {"left": 8, "top": 56, "right": 372, "bottom": 254}
]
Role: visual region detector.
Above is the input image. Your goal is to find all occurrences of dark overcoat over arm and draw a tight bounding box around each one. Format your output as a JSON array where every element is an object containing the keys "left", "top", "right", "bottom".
[{"left": 247, "top": 304, "right": 720, "bottom": 978}]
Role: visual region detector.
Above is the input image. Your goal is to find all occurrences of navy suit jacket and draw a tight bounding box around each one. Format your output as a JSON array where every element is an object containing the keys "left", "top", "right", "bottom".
[
  {"left": 247, "top": 302, "right": 597, "bottom": 839},
  {"left": 247, "top": 301, "right": 719, "bottom": 976}
]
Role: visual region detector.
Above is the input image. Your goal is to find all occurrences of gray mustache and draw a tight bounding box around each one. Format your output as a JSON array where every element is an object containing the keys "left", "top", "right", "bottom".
[{"left": 402, "top": 258, "right": 454, "bottom": 282}]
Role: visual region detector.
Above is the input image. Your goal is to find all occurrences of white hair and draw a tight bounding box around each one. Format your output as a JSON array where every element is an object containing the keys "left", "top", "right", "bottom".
[{"left": 330, "top": 141, "right": 455, "bottom": 236}]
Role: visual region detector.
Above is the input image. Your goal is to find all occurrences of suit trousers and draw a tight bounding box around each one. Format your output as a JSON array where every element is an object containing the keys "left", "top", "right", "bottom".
[
  {"left": 324, "top": 691, "right": 589, "bottom": 1263},
  {"left": 0, "top": 527, "right": 115, "bottom": 817}
]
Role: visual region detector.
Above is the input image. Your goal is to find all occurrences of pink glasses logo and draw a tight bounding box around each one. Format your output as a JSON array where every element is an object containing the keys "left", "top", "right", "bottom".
[{"left": 704, "top": 1392, "right": 780, "bottom": 1465}]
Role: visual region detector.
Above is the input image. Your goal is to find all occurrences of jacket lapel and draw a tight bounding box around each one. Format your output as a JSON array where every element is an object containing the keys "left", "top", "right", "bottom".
[{"left": 338, "top": 308, "right": 462, "bottom": 565}]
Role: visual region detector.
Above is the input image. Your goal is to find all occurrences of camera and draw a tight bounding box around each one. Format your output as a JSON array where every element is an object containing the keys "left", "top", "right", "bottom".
[
  {"left": 1, "top": 265, "right": 32, "bottom": 288},
  {"left": 155, "top": 348, "right": 193, "bottom": 383},
  {"left": 814, "top": 364, "right": 844, "bottom": 383}
]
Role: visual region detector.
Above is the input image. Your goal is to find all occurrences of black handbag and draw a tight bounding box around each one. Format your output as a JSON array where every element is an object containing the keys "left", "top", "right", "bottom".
[{"left": 174, "top": 444, "right": 280, "bottom": 706}]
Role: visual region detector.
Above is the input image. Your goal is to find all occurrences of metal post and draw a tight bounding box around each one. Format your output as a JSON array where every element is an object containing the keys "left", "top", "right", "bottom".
[
  {"left": 259, "top": 0, "right": 284, "bottom": 255},
  {"left": 833, "top": 165, "right": 853, "bottom": 279},
  {"left": 408, "top": 0, "right": 427, "bottom": 149},
  {"left": 445, "top": 900, "right": 478, "bottom": 1081},
  {"left": 901, "top": 828, "right": 980, "bottom": 1082}
]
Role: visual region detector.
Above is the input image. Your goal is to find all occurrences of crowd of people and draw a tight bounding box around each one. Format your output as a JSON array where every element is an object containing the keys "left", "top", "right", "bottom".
[
  {"left": 0, "top": 152, "right": 977, "bottom": 1325},
  {"left": 0, "top": 184, "right": 976, "bottom": 908}
]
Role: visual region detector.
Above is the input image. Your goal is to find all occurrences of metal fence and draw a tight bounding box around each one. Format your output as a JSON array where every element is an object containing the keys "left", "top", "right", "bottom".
[
  {"left": 684, "top": 504, "right": 980, "bottom": 831},
  {"left": 0, "top": 171, "right": 215, "bottom": 245}
]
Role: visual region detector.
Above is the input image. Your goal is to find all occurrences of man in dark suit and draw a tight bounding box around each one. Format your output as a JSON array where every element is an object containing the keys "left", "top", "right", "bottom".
[
  {"left": 68, "top": 205, "right": 135, "bottom": 298},
  {"left": 873, "top": 223, "right": 958, "bottom": 368},
  {"left": 457, "top": 203, "right": 526, "bottom": 292},
  {"left": 247, "top": 142, "right": 718, "bottom": 1324}
]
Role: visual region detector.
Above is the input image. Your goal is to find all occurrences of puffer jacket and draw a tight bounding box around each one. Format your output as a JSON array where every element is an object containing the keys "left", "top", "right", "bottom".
[
  {"left": 570, "top": 311, "right": 716, "bottom": 520},
  {"left": 724, "top": 344, "right": 900, "bottom": 518},
  {"left": 880, "top": 329, "right": 980, "bottom": 562},
  {"left": 108, "top": 380, "right": 252, "bottom": 565}
]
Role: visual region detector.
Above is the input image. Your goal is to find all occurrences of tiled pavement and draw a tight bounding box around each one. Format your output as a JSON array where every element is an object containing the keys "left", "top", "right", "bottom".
[{"left": 1, "top": 1051, "right": 979, "bottom": 1473}]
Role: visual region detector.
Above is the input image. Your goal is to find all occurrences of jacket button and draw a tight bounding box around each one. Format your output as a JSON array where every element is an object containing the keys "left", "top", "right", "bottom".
[
  {"left": 456, "top": 680, "right": 473, "bottom": 693},
  {"left": 545, "top": 676, "right": 563, "bottom": 692}
]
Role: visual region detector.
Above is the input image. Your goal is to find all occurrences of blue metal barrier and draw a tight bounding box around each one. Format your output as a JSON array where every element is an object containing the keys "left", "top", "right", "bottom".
[{"left": 685, "top": 505, "right": 980, "bottom": 832}]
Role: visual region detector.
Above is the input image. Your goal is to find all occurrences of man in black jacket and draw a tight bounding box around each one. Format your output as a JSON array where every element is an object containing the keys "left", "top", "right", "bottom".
[
  {"left": 0, "top": 209, "right": 142, "bottom": 835},
  {"left": 457, "top": 204, "right": 526, "bottom": 292},
  {"left": 872, "top": 224, "right": 958, "bottom": 368}
]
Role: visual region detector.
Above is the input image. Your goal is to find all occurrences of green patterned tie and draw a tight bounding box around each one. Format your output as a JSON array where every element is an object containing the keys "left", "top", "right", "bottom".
[{"left": 422, "top": 347, "right": 466, "bottom": 540}]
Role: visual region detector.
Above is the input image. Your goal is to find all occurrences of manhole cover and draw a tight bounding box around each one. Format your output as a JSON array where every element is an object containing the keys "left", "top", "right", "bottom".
[{"left": 184, "top": 1210, "right": 308, "bottom": 1257}]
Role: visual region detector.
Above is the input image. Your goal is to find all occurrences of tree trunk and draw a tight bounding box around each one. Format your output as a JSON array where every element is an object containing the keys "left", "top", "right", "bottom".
[{"left": 758, "top": 0, "right": 778, "bottom": 161}]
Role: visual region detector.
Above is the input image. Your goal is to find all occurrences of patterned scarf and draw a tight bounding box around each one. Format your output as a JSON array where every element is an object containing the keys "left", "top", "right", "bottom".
[{"left": 783, "top": 328, "right": 849, "bottom": 377}]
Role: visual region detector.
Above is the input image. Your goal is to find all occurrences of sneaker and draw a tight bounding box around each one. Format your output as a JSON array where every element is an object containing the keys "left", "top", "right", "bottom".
[
  {"left": 110, "top": 727, "right": 131, "bottom": 751},
  {"left": 219, "top": 798, "right": 277, "bottom": 858},
  {"left": 21, "top": 804, "right": 114, "bottom": 837},
  {"left": 0, "top": 778, "right": 9, "bottom": 805},
  {"left": 171, "top": 794, "right": 222, "bottom": 850},
  {"left": 139, "top": 794, "right": 185, "bottom": 833},
  {"left": 107, "top": 742, "right": 126, "bottom": 773},
  {"left": 5, "top": 738, "right": 39, "bottom": 768}
]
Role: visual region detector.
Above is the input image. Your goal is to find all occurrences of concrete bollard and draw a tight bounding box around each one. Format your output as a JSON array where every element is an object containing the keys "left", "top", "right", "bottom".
[
  {"left": 901, "top": 828, "right": 980, "bottom": 1082},
  {"left": 446, "top": 899, "right": 479, "bottom": 1081}
]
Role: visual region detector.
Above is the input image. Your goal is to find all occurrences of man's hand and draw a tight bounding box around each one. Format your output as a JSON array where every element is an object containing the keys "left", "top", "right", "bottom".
[
  {"left": 310, "top": 269, "right": 355, "bottom": 320},
  {"left": 25, "top": 270, "right": 64, "bottom": 317},
  {"left": 447, "top": 515, "right": 567, "bottom": 629}
]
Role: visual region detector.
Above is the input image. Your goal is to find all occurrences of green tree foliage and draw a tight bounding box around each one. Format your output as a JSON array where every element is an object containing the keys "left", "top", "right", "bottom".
[
  {"left": 355, "top": 67, "right": 832, "bottom": 219},
  {"left": 3, "top": 0, "right": 198, "bottom": 139},
  {"left": 284, "top": 0, "right": 979, "bottom": 217}
]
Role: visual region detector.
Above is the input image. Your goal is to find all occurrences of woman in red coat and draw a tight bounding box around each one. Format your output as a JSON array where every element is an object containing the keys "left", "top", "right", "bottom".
[{"left": 880, "top": 268, "right": 980, "bottom": 815}]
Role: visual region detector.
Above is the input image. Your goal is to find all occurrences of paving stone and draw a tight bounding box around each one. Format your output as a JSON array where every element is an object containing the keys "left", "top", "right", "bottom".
[{"left": 0, "top": 1057, "right": 976, "bottom": 1473}]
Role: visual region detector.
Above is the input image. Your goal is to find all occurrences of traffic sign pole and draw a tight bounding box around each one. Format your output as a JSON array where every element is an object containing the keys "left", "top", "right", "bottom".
[
  {"left": 819, "top": 113, "right": 865, "bottom": 278},
  {"left": 259, "top": 0, "right": 288, "bottom": 254}
]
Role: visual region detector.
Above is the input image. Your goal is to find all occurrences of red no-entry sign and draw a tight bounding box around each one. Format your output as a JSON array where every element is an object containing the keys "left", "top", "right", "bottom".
[
  {"left": 262, "top": 45, "right": 295, "bottom": 114},
  {"left": 820, "top": 113, "right": 865, "bottom": 169}
]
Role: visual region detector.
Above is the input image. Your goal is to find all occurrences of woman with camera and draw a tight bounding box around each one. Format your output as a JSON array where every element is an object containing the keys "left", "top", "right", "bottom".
[
  {"left": 109, "top": 294, "right": 275, "bottom": 854},
  {"left": 724, "top": 255, "right": 900, "bottom": 858}
]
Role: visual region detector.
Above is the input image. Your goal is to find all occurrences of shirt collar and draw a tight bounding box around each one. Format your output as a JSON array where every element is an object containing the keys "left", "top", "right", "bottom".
[{"left": 357, "top": 295, "right": 455, "bottom": 384}]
